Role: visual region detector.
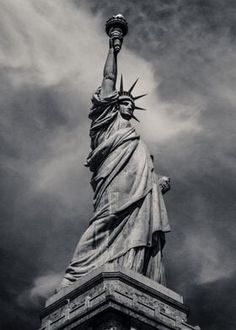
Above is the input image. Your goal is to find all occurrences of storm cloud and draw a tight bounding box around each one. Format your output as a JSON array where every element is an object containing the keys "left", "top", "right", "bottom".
[{"left": 0, "top": 1, "right": 235, "bottom": 329}]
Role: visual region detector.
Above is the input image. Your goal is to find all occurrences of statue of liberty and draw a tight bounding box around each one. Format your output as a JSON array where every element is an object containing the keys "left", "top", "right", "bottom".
[{"left": 60, "top": 15, "right": 171, "bottom": 289}]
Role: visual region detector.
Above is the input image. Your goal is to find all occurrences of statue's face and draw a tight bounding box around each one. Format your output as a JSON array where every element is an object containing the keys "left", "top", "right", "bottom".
[{"left": 119, "top": 100, "right": 135, "bottom": 120}]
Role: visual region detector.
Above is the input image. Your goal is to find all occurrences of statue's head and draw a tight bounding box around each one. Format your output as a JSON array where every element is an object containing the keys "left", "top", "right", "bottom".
[
  {"left": 118, "top": 75, "right": 147, "bottom": 121},
  {"left": 119, "top": 97, "right": 135, "bottom": 120}
]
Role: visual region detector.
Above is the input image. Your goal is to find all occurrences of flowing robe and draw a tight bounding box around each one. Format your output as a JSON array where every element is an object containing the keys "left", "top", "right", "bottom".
[{"left": 63, "top": 88, "right": 170, "bottom": 285}]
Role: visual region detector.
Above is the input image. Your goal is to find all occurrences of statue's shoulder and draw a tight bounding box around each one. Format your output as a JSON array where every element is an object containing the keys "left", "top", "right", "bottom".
[{"left": 89, "top": 87, "right": 119, "bottom": 120}]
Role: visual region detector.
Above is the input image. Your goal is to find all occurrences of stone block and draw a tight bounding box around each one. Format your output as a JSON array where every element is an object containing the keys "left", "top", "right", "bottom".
[{"left": 39, "top": 264, "right": 200, "bottom": 330}]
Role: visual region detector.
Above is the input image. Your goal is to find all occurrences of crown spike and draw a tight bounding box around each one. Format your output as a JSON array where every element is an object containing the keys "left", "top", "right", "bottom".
[
  {"left": 135, "top": 106, "right": 146, "bottom": 111},
  {"left": 133, "top": 93, "right": 148, "bottom": 101},
  {"left": 120, "top": 74, "right": 124, "bottom": 93},
  {"left": 131, "top": 114, "right": 140, "bottom": 122},
  {"left": 128, "top": 78, "right": 139, "bottom": 94}
]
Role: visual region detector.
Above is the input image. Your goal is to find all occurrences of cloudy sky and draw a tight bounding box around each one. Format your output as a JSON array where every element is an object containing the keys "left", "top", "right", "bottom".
[{"left": 0, "top": 0, "right": 235, "bottom": 329}]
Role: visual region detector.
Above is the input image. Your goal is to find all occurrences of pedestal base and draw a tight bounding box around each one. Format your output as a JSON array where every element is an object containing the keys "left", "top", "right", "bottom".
[{"left": 39, "top": 265, "right": 200, "bottom": 330}]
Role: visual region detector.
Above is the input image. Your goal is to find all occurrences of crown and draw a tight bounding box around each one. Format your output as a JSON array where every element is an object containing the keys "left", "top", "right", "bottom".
[{"left": 118, "top": 75, "right": 147, "bottom": 114}]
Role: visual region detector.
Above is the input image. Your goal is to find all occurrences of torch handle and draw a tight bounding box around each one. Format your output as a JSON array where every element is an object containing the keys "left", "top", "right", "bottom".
[
  {"left": 109, "top": 28, "right": 123, "bottom": 53},
  {"left": 113, "top": 38, "right": 122, "bottom": 52}
]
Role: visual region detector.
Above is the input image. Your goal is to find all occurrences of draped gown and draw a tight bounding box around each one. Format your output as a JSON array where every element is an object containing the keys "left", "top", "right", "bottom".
[{"left": 63, "top": 88, "right": 170, "bottom": 286}]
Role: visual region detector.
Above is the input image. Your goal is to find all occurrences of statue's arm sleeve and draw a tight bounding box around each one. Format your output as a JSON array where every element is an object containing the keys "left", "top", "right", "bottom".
[{"left": 89, "top": 87, "right": 119, "bottom": 119}]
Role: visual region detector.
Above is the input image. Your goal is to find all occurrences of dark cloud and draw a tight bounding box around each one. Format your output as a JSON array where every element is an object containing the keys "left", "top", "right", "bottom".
[
  {"left": 0, "top": 1, "right": 235, "bottom": 329},
  {"left": 186, "top": 272, "right": 236, "bottom": 330}
]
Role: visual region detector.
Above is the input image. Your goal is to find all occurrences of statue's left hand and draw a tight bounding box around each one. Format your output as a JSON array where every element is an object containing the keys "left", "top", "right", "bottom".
[{"left": 159, "top": 176, "right": 171, "bottom": 194}]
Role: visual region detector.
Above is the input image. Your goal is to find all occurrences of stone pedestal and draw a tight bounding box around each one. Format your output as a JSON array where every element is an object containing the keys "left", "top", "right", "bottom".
[{"left": 39, "top": 264, "right": 200, "bottom": 330}]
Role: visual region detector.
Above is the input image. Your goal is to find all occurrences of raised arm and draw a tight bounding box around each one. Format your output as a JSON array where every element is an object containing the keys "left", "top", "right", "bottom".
[{"left": 100, "top": 38, "right": 118, "bottom": 99}]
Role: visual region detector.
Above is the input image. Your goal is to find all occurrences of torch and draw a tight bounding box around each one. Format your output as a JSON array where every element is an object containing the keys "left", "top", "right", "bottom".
[{"left": 105, "top": 14, "right": 128, "bottom": 53}]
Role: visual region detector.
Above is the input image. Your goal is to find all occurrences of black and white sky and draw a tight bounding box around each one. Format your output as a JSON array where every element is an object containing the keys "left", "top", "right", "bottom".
[{"left": 0, "top": 1, "right": 235, "bottom": 329}]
